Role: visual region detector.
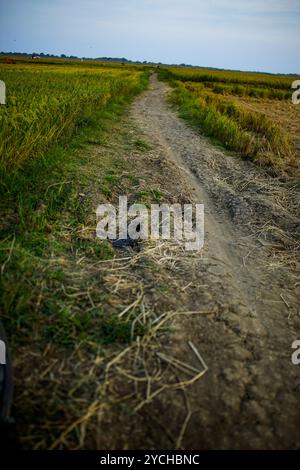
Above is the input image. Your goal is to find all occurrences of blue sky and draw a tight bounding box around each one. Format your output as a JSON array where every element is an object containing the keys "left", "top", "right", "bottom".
[{"left": 0, "top": 0, "right": 299, "bottom": 73}]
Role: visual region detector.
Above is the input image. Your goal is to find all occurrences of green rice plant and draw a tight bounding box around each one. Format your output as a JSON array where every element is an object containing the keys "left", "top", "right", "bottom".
[{"left": 0, "top": 63, "right": 148, "bottom": 170}]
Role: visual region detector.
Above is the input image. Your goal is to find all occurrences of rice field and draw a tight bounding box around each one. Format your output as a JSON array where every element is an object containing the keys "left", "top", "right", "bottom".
[
  {"left": 161, "top": 66, "right": 296, "bottom": 92},
  {"left": 161, "top": 66, "right": 300, "bottom": 173},
  {"left": 2, "top": 59, "right": 298, "bottom": 173},
  {"left": 0, "top": 60, "right": 148, "bottom": 170}
]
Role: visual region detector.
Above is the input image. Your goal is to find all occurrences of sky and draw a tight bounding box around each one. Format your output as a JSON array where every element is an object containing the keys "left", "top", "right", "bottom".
[{"left": 0, "top": 0, "right": 300, "bottom": 74}]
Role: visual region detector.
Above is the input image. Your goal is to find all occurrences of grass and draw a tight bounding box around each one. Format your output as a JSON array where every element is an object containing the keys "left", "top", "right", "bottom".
[
  {"left": 0, "top": 64, "right": 150, "bottom": 351},
  {"left": 159, "top": 66, "right": 298, "bottom": 90},
  {"left": 205, "top": 81, "right": 291, "bottom": 100},
  {"left": 133, "top": 138, "right": 152, "bottom": 151},
  {"left": 137, "top": 188, "right": 164, "bottom": 206},
  {"left": 163, "top": 73, "right": 297, "bottom": 172},
  {"left": 0, "top": 62, "right": 147, "bottom": 169}
]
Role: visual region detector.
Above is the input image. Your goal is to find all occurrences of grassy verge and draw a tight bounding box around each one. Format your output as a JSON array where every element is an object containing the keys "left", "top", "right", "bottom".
[{"left": 0, "top": 73, "right": 149, "bottom": 352}]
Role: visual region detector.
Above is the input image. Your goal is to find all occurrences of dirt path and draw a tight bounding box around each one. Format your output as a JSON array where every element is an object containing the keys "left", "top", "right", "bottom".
[{"left": 128, "top": 75, "right": 300, "bottom": 449}]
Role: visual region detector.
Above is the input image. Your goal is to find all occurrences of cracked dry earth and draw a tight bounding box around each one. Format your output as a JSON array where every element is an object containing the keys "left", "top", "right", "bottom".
[{"left": 125, "top": 75, "right": 300, "bottom": 449}]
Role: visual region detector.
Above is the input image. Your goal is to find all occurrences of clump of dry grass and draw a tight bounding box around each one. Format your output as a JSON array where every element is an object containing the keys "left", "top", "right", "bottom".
[{"left": 11, "top": 237, "right": 209, "bottom": 450}]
